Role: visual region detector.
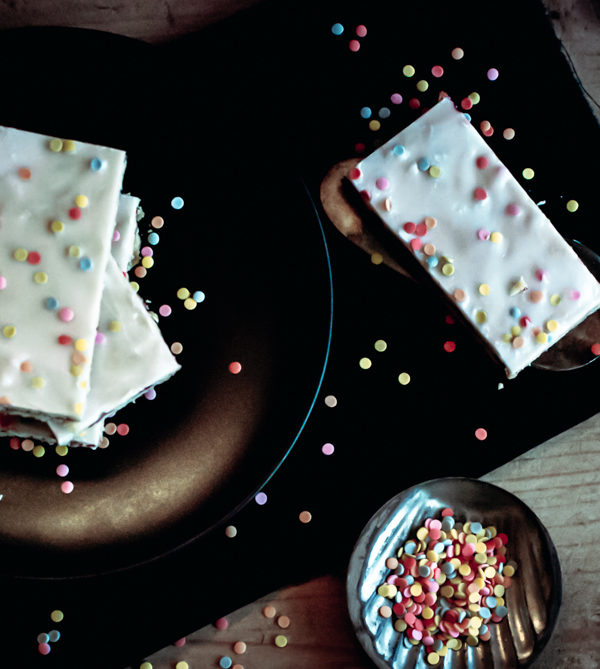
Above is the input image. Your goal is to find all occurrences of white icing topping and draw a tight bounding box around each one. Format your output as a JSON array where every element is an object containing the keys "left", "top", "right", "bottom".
[
  {"left": 351, "top": 98, "right": 600, "bottom": 377},
  {"left": 0, "top": 126, "right": 126, "bottom": 418}
]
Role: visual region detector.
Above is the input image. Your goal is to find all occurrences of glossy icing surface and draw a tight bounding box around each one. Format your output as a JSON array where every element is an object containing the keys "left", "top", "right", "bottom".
[
  {"left": 0, "top": 126, "right": 126, "bottom": 418},
  {"left": 351, "top": 99, "right": 600, "bottom": 377}
]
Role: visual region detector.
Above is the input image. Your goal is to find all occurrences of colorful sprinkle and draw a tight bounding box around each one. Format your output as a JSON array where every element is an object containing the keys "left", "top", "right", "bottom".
[
  {"left": 431, "top": 65, "right": 444, "bottom": 78},
  {"left": 390, "top": 93, "right": 403, "bottom": 105},
  {"left": 475, "top": 427, "right": 488, "bottom": 440},
  {"left": 274, "top": 635, "right": 288, "bottom": 648},
  {"left": 321, "top": 442, "right": 335, "bottom": 455},
  {"left": 403, "top": 65, "right": 415, "bottom": 77},
  {"left": 398, "top": 372, "right": 411, "bottom": 385},
  {"left": 566, "top": 199, "right": 579, "bottom": 212},
  {"left": 331, "top": 22, "right": 344, "bottom": 35},
  {"left": 171, "top": 196, "right": 184, "bottom": 210},
  {"left": 487, "top": 67, "right": 499, "bottom": 80},
  {"left": 473, "top": 187, "right": 487, "bottom": 201},
  {"left": 348, "top": 39, "right": 360, "bottom": 52},
  {"left": 229, "top": 361, "right": 242, "bottom": 374},
  {"left": 451, "top": 47, "right": 464, "bottom": 60},
  {"left": 299, "top": 510, "right": 312, "bottom": 524}
]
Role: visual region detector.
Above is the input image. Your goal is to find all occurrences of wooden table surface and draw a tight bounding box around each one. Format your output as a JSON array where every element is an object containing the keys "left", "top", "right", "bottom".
[{"left": 1, "top": 1, "right": 598, "bottom": 668}]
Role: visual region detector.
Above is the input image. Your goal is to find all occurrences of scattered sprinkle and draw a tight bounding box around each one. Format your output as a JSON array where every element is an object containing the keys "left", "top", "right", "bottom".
[
  {"left": 475, "top": 427, "right": 488, "bottom": 440},
  {"left": 274, "top": 635, "right": 288, "bottom": 648},
  {"left": 566, "top": 199, "right": 579, "bottom": 212},
  {"left": 321, "top": 442, "right": 335, "bottom": 455},
  {"left": 299, "top": 510, "right": 312, "bottom": 524},
  {"left": 331, "top": 22, "right": 344, "bottom": 35},
  {"left": 171, "top": 196, "right": 184, "bottom": 210}
]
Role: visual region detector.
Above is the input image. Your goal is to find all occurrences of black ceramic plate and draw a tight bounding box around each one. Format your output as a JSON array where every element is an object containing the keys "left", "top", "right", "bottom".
[{"left": 0, "top": 27, "right": 332, "bottom": 577}]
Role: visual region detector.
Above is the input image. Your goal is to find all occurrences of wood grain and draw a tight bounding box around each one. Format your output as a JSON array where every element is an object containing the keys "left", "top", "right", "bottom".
[{"left": 0, "top": 0, "right": 596, "bottom": 667}]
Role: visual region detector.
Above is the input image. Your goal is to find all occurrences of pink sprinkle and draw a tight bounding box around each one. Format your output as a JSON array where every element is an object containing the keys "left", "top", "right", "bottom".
[
  {"left": 116, "top": 423, "right": 130, "bottom": 436},
  {"left": 95, "top": 332, "right": 106, "bottom": 344},
  {"left": 141, "top": 246, "right": 153, "bottom": 257},
  {"left": 477, "top": 228, "right": 490, "bottom": 241},
  {"left": 474, "top": 187, "right": 487, "bottom": 201},
  {"left": 61, "top": 481, "right": 74, "bottom": 494},
  {"left": 475, "top": 427, "right": 488, "bottom": 441},
  {"left": 321, "top": 442, "right": 335, "bottom": 455},
  {"left": 431, "top": 65, "right": 444, "bottom": 78},
  {"left": 535, "top": 269, "right": 548, "bottom": 282},
  {"left": 443, "top": 341, "right": 456, "bottom": 353},
  {"left": 460, "top": 97, "right": 473, "bottom": 110},
  {"left": 56, "top": 464, "right": 69, "bottom": 477},
  {"left": 410, "top": 238, "right": 422, "bottom": 252},
  {"left": 9, "top": 437, "right": 20, "bottom": 450},
  {"left": 429, "top": 519, "right": 442, "bottom": 530},
  {"left": 349, "top": 167, "right": 361, "bottom": 180},
  {"left": 112, "top": 229, "right": 121, "bottom": 242},
  {"left": 570, "top": 289, "right": 581, "bottom": 300},
  {"left": 390, "top": 93, "right": 403, "bottom": 104},
  {"left": 58, "top": 307, "right": 74, "bottom": 322},
  {"left": 38, "top": 643, "right": 51, "bottom": 656},
  {"left": 591, "top": 343, "right": 600, "bottom": 356},
  {"left": 355, "top": 24, "right": 367, "bottom": 37},
  {"left": 476, "top": 156, "right": 489, "bottom": 169},
  {"left": 348, "top": 39, "right": 360, "bottom": 52},
  {"left": 215, "top": 617, "right": 229, "bottom": 630},
  {"left": 174, "top": 638, "right": 186, "bottom": 647},
  {"left": 0, "top": 275, "right": 6, "bottom": 289},
  {"left": 145, "top": 388, "right": 157, "bottom": 400},
  {"left": 487, "top": 67, "right": 499, "bottom": 81},
  {"left": 506, "top": 203, "right": 520, "bottom": 216},
  {"left": 229, "top": 361, "right": 242, "bottom": 375},
  {"left": 375, "top": 177, "right": 389, "bottom": 190},
  {"left": 159, "top": 304, "right": 172, "bottom": 317}
]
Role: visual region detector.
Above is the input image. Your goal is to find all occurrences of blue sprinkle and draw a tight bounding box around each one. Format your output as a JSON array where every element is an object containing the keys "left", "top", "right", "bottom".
[
  {"left": 148, "top": 232, "right": 160, "bottom": 245},
  {"left": 433, "top": 542, "right": 445, "bottom": 553},
  {"left": 417, "top": 157, "right": 430, "bottom": 171},
  {"left": 485, "top": 596, "right": 497, "bottom": 608},
  {"left": 404, "top": 540, "right": 416, "bottom": 554},
  {"left": 464, "top": 112, "right": 472, "bottom": 122},
  {"left": 498, "top": 562, "right": 504, "bottom": 574},
  {"left": 48, "top": 630, "right": 61, "bottom": 642},
  {"left": 510, "top": 306, "right": 521, "bottom": 319},
  {"left": 171, "top": 196, "right": 184, "bottom": 210},
  {"left": 470, "top": 521, "right": 483, "bottom": 534},
  {"left": 479, "top": 607, "right": 491, "bottom": 618},
  {"left": 480, "top": 624, "right": 488, "bottom": 635},
  {"left": 90, "top": 157, "right": 103, "bottom": 172},
  {"left": 495, "top": 605, "right": 508, "bottom": 617},
  {"left": 418, "top": 565, "right": 430, "bottom": 577},
  {"left": 360, "top": 106, "right": 372, "bottom": 119},
  {"left": 378, "top": 107, "right": 391, "bottom": 119},
  {"left": 433, "top": 640, "right": 444, "bottom": 652},
  {"left": 45, "top": 296, "right": 59, "bottom": 310},
  {"left": 427, "top": 256, "right": 439, "bottom": 268},
  {"left": 219, "top": 657, "right": 233, "bottom": 669},
  {"left": 458, "top": 610, "right": 467, "bottom": 623},
  {"left": 37, "top": 633, "right": 49, "bottom": 644},
  {"left": 193, "top": 290, "right": 205, "bottom": 303},
  {"left": 79, "top": 257, "right": 93, "bottom": 271},
  {"left": 405, "top": 574, "right": 414, "bottom": 585},
  {"left": 392, "top": 144, "right": 405, "bottom": 156},
  {"left": 441, "top": 562, "right": 454, "bottom": 575},
  {"left": 442, "top": 516, "right": 455, "bottom": 531},
  {"left": 331, "top": 22, "right": 344, "bottom": 35}
]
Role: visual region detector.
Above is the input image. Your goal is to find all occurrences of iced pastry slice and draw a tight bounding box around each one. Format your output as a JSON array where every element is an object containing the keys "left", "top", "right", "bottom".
[
  {"left": 0, "top": 127, "right": 126, "bottom": 419},
  {"left": 46, "top": 255, "right": 181, "bottom": 445},
  {"left": 112, "top": 193, "right": 142, "bottom": 271},
  {"left": 350, "top": 98, "right": 600, "bottom": 378}
]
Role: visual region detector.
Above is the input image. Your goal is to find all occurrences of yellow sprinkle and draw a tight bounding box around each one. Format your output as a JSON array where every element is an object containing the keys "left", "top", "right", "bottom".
[
  {"left": 374, "top": 339, "right": 387, "bottom": 352},
  {"left": 458, "top": 563, "right": 471, "bottom": 576},
  {"left": 274, "top": 635, "right": 288, "bottom": 648},
  {"left": 490, "top": 231, "right": 503, "bottom": 243},
  {"left": 398, "top": 372, "right": 411, "bottom": 385},
  {"left": 130, "top": 281, "right": 140, "bottom": 293},
  {"left": 141, "top": 256, "right": 154, "bottom": 269},
  {"left": 468, "top": 92, "right": 480, "bottom": 104},
  {"left": 33, "top": 445, "right": 45, "bottom": 458},
  {"left": 522, "top": 167, "right": 535, "bottom": 180},
  {"left": 566, "top": 199, "right": 579, "bottom": 212},
  {"left": 33, "top": 271, "right": 48, "bottom": 284},
  {"left": 31, "top": 376, "right": 45, "bottom": 389},
  {"left": 441, "top": 263, "right": 454, "bottom": 276},
  {"left": 359, "top": 357, "right": 372, "bottom": 370},
  {"left": 369, "top": 119, "right": 381, "bottom": 131},
  {"left": 475, "top": 310, "right": 487, "bottom": 324},
  {"left": 74, "top": 338, "right": 88, "bottom": 352},
  {"left": 50, "top": 220, "right": 64, "bottom": 233},
  {"left": 536, "top": 332, "right": 548, "bottom": 344},
  {"left": 56, "top": 445, "right": 69, "bottom": 456},
  {"left": 175, "top": 663, "right": 189, "bottom": 669},
  {"left": 109, "top": 320, "right": 122, "bottom": 332},
  {"left": 503, "top": 564, "right": 516, "bottom": 577},
  {"left": 545, "top": 319, "right": 558, "bottom": 332},
  {"left": 416, "top": 79, "right": 429, "bottom": 92},
  {"left": 403, "top": 64, "right": 415, "bottom": 77},
  {"left": 13, "top": 248, "right": 28, "bottom": 262},
  {"left": 428, "top": 165, "right": 441, "bottom": 178},
  {"left": 494, "top": 584, "right": 505, "bottom": 597},
  {"left": 74, "top": 402, "right": 83, "bottom": 415},
  {"left": 48, "top": 138, "right": 63, "bottom": 152},
  {"left": 475, "top": 541, "right": 487, "bottom": 553},
  {"left": 394, "top": 619, "right": 407, "bottom": 632},
  {"left": 410, "top": 582, "right": 423, "bottom": 596},
  {"left": 466, "top": 635, "right": 479, "bottom": 647},
  {"left": 183, "top": 297, "right": 197, "bottom": 310},
  {"left": 68, "top": 245, "right": 81, "bottom": 258},
  {"left": 70, "top": 365, "right": 83, "bottom": 377},
  {"left": 478, "top": 283, "right": 490, "bottom": 296},
  {"left": 139, "top": 663, "right": 153, "bottom": 669},
  {"left": 511, "top": 325, "right": 522, "bottom": 336},
  {"left": 50, "top": 610, "right": 64, "bottom": 623},
  {"left": 62, "top": 139, "right": 76, "bottom": 152},
  {"left": 370, "top": 252, "right": 383, "bottom": 265},
  {"left": 550, "top": 293, "right": 561, "bottom": 306},
  {"left": 2, "top": 325, "right": 16, "bottom": 338},
  {"left": 177, "top": 287, "right": 190, "bottom": 300},
  {"left": 74, "top": 194, "right": 88, "bottom": 208}
]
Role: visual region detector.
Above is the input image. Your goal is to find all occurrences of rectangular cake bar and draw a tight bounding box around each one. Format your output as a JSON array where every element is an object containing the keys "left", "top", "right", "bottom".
[
  {"left": 0, "top": 126, "right": 126, "bottom": 419},
  {"left": 350, "top": 98, "right": 600, "bottom": 378}
]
